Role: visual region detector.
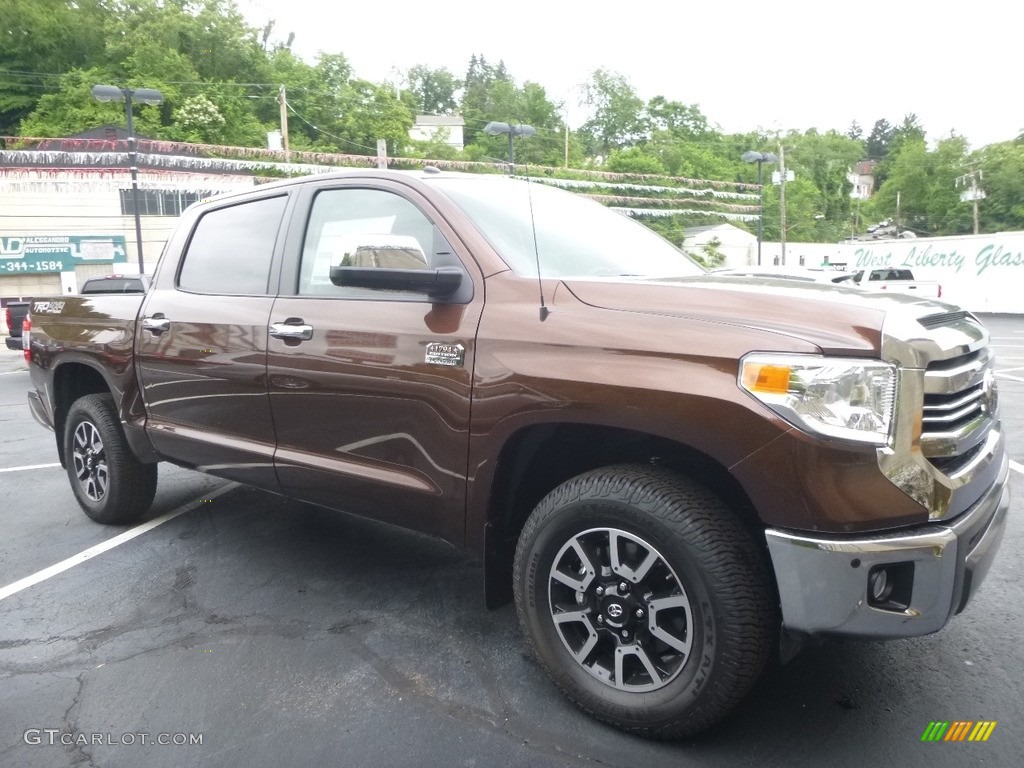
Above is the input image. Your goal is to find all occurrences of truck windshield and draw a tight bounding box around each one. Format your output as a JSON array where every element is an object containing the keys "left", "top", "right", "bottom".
[{"left": 428, "top": 176, "right": 704, "bottom": 279}]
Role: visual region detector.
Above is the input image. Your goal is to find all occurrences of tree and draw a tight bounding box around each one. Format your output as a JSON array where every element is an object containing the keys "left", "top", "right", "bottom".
[
  {"left": 865, "top": 118, "right": 894, "bottom": 160},
  {"left": 782, "top": 129, "right": 863, "bottom": 234},
  {"left": 647, "top": 97, "right": 709, "bottom": 140},
  {"left": 975, "top": 141, "right": 1024, "bottom": 231},
  {"left": 847, "top": 121, "right": 863, "bottom": 141},
  {"left": 460, "top": 54, "right": 514, "bottom": 146},
  {"left": 578, "top": 69, "right": 647, "bottom": 156},
  {"left": 0, "top": 0, "right": 110, "bottom": 133},
  {"left": 606, "top": 147, "right": 666, "bottom": 174},
  {"left": 19, "top": 68, "right": 169, "bottom": 139},
  {"left": 405, "top": 65, "right": 458, "bottom": 115}
]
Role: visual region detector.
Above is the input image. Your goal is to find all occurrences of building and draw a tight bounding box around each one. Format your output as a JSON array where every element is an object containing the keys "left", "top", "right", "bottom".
[
  {"left": 682, "top": 223, "right": 757, "bottom": 268},
  {"left": 1, "top": 141, "right": 259, "bottom": 302},
  {"left": 408, "top": 115, "right": 466, "bottom": 150},
  {"left": 848, "top": 160, "right": 877, "bottom": 200}
]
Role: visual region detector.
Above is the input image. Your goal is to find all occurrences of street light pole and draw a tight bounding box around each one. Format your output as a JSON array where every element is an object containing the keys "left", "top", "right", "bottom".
[
  {"left": 92, "top": 84, "right": 164, "bottom": 274},
  {"left": 484, "top": 121, "right": 536, "bottom": 175},
  {"left": 741, "top": 150, "right": 779, "bottom": 266}
]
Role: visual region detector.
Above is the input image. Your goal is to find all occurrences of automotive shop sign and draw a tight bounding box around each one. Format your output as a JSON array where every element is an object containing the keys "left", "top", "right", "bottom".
[{"left": 1, "top": 235, "right": 128, "bottom": 274}]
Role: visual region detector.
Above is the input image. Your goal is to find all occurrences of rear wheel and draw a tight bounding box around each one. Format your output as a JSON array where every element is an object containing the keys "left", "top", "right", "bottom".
[
  {"left": 64, "top": 394, "right": 157, "bottom": 524},
  {"left": 513, "top": 464, "right": 776, "bottom": 738}
]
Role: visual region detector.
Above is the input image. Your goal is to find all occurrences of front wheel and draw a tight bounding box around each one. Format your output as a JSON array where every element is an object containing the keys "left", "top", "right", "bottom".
[
  {"left": 64, "top": 394, "right": 157, "bottom": 524},
  {"left": 513, "top": 465, "right": 776, "bottom": 738}
]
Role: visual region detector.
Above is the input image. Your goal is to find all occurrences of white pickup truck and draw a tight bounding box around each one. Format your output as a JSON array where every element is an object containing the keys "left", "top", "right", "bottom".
[{"left": 828, "top": 268, "right": 942, "bottom": 298}]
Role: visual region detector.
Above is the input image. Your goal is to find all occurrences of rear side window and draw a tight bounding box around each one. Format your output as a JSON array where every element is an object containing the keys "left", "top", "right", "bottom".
[
  {"left": 178, "top": 195, "right": 286, "bottom": 294},
  {"left": 81, "top": 278, "right": 145, "bottom": 294}
]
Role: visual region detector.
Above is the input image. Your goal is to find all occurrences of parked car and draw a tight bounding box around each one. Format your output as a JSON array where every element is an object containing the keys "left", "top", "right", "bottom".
[
  {"left": 24, "top": 169, "right": 1008, "bottom": 738},
  {"left": 4, "top": 301, "right": 30, "bottom": 351},
  {"left": 826, "top": 268, "right": 942, "bottom": 298}
]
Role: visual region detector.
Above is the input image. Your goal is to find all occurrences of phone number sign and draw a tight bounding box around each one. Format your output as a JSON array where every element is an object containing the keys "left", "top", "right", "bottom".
[{"left": 1, "top": 235, "right": 128, "bottom": 274}]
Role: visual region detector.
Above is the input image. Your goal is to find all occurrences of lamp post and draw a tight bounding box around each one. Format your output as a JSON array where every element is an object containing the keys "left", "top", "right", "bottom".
[
  {"left": 484, "top": 121, "right": 536, "bottom": 174},
  {"left": 741, "top": 150, "right": 778, "bottom": 266},
  {"left": 92, "top": 84, "right": 164, "bottom": 273}
]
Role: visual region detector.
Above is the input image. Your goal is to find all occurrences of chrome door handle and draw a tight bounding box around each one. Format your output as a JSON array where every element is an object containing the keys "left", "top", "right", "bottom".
[
  {"left": 269, "top": 323, "right": 313, "bottom": 341},
  {"left": 142, "top": 316, "right": 170, "bottom": 333}
]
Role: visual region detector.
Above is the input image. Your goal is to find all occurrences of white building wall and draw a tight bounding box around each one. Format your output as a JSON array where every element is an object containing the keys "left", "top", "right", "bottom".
[
  {"left": 1, "top": 169, "right": 256, "bottom": 299},
  {"left": 759, "top": 234, "right": 1024, "bottom": 313}
]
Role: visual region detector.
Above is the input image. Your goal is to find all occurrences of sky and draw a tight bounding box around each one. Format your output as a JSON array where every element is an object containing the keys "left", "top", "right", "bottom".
[{"left": 238, "top": 0, "right": 1019, "bottom": 150}]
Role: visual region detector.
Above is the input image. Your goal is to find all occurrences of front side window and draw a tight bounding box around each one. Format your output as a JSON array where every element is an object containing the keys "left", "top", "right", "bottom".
[
  {"left": 178, "top": 195, "right": 286, "bottom": 295},
  {"left": 298, "top": 188, "right": 437, "bottom": 297},
  {"left": 427, "top": 176, "right": 703, "bottom": 280}
]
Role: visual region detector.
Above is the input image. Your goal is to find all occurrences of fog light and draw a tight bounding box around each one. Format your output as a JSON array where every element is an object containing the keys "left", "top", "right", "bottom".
[
  {"left": 867, "top": 562, "right": 914, "bottom": 610},
  {"left": 869, "top": 568, "right": 893, "bottom": 602}
]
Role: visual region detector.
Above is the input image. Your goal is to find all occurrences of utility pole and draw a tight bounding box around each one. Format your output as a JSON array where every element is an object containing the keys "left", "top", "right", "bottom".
[
  {"left": 895, "top": 190, "right": 901, "bottom": 235},
  {"left": 956, "top": 167, "right": 985, "bottom": 234},
  {"left": 779, "top": 144, "right": 787, "bottom": 266},
  {"left": 277, "top": 85, "right": 290, "bottom": 153}
]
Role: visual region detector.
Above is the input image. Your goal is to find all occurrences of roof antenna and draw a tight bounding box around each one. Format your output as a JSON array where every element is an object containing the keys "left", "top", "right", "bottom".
[
  {"left": 489, "top": 119, "right": 547, "bottom": 321},
  {"left": 524, "top": 175, "right": 550, "bottom": 321}
]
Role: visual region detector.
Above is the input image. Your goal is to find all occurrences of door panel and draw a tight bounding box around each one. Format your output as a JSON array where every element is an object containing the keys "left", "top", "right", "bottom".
[
  {"left": 267, "top": 300, "right": 477, "bottom": 540},
  {"left": 135, "top": 194, "right": 287, "bottom": 490},
  {"left": 136, "top": 293, "right": 278, "bottom": 487},
  {"left": 267, "top": 183, "right": 482, "bottom": 543}
]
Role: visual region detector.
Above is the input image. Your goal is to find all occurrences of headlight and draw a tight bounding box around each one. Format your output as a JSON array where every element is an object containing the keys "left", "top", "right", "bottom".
[{"left": 739, "top": 354, "right": 897, "bottom": 445}]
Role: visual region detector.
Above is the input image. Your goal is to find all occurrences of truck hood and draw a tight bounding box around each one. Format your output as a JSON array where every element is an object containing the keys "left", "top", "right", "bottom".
[{"left": 561, "top": 275, "right": 958, "bottom": 355}]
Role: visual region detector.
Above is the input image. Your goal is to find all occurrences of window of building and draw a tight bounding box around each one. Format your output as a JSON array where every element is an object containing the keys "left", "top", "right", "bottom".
[
  {"left": 119, "top": 189, "right": 213, "bottom": 216},
  {"left": 178, "top": 196, "right": 287, "bottom": 295}
]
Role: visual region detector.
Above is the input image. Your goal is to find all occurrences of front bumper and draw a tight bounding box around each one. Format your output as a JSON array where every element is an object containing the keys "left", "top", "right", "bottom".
[{"left": 765, "top": 453, "right": 1009, "bottom": 639}]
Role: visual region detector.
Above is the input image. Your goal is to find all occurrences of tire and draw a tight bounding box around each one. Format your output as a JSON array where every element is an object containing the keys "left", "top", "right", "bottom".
[
  {"left": 513, "top": 464, "right": 776, "bottom": 739},
  {"left": 64, "top": 394, "right": 157, "bottom": 524}
]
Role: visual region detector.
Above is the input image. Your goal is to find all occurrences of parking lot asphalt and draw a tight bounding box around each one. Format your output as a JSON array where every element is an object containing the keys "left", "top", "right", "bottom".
[{"left": 1, "top": 316, "right": 1022, "bottom": 768}]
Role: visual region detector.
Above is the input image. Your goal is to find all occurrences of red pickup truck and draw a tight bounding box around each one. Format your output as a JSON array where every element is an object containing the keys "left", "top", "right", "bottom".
[{"left": 25, "top": 170, "right": 1009, "bottom": 738}]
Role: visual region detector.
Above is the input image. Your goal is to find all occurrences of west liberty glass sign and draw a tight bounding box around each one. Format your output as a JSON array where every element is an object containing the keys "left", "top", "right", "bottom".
[{"left": 1, "top": 235, "right": 128, "bottom": 274}]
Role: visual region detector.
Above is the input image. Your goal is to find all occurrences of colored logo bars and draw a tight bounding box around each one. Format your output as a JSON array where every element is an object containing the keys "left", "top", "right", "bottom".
[{"left": 921, "top": 721, "right": 997, "bottom": 742}]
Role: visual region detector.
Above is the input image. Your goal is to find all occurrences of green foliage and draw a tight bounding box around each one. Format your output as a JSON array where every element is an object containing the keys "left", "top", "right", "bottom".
[
  {"left": 975, "top": 141, "right": 1024, "bottom": 231},
  {"left": 19, "top": 68, "right": 168, "bottom": 138},
  {"left": 405, "top": 65, "right": 458, "bottom": 115},
  {"left": 4, "top": 4, "right": 1023, "bottom": 239},
  {"left": 0, "top": 0, "right": 110, "bottom": 133},
  {"left": 606, "top": 147, "right": 665, "bottom": 175},
  {"left": 868, "top": 134, "right": 972, "bottom": 236},
  {"left": 579, "top": 69, "right": 648, "bottom": 156},
  {"left": 689, "top": 237, "right": 725, "bottom": 269},
  {"left": 866, "top": 118, "right": 894, "bottom": 161}
]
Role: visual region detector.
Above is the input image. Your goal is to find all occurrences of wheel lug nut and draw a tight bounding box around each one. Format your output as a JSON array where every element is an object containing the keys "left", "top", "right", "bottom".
[
  {"left": 597, "top": 614, "right": 604, "bottom": 624},
  {"left": 619, "top": 582, "right": 628, "bottom": 592},
  {"left": 620, "top": 630, "right": 629, "bottom": 638},
  {"left": 595, "top": 586, "right": 604, "bottom": 596},
  {"left": 635, "top": 609, "right": 644, "bottom": 618}
]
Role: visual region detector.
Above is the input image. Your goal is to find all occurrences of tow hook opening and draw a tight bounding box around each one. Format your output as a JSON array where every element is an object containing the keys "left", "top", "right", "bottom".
[{"left": 867, "top": 562, "right": 915, "bottom": 611}]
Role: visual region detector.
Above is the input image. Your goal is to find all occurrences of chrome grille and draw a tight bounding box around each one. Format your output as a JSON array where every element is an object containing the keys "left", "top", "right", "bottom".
[
  {"left": 920, "top": 347, "right": 994, "bottom": 471},
  {"left": 881, "top": 308, "right": 1003, "bottom": 521}
]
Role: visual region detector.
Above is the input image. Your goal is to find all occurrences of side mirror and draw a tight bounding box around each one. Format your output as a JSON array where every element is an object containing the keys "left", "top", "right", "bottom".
[{"left": 329, "top": 265, "right": 464, "bottom": 298}]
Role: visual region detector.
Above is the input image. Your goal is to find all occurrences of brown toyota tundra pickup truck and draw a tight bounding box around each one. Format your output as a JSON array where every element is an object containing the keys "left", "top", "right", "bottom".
[{"left": 25, "top": 170, "right": 1010, "bottom": 738}]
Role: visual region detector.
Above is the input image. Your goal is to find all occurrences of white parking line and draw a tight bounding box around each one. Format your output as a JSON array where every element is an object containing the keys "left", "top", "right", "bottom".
[
  {"left": 996, "top": 372, "right": 1024, "bottom": 384},
  {"left": 1012, "top": 460, "right": 1024, "bottom": 476},
  {"left": 0, "top": 462, "right": 61, "bottom": 474},
  {"left": 0, "top": 482, "right": 237, "bottom": 603}
]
